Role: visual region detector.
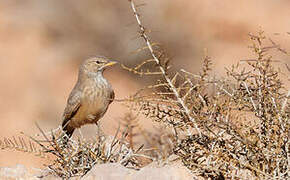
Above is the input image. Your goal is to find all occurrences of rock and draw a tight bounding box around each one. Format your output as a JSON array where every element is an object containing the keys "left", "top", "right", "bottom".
[
  {"left": 0, "top": 164, "right": 33, "bottom": 180},
  {"left": 82, "top": 163, "right": 134, "bottom": 180},
  {"left": 0, "top": 156, "right": 200, "bottom": 180},
  {"left": 83, "top": 156, "right": 199, "bottom": 180}
]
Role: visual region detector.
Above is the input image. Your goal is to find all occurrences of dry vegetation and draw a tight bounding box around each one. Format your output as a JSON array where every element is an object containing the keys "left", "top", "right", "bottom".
[{"left": 1, "top": 0, "right": 289, "bottom": 179}]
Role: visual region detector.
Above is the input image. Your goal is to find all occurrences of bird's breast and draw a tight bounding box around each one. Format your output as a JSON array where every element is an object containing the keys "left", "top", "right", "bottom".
[
  {"left": 82, "top": 85, "right": 110, "bottom": 111},
  {"left": 66, "top": 71, "right": 114, "bottom": 129},
  {"left": 75, "top": 78, "right": 112, "bottom": 124}
]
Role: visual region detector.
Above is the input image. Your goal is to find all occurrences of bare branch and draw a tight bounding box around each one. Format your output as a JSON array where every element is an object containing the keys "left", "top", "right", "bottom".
[{"left": 129, "top": 0, "right": 202, "bottom": 137}]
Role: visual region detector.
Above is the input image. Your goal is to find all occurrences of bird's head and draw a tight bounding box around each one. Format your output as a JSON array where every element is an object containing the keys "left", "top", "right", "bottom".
[{"left": 81, "top": 56, "right": 117, "bottom": 74}]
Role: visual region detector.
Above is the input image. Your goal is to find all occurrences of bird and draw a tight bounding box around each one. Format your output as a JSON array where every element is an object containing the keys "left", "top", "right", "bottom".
[{"left": 61, "top": 56, "right": 117, "bottom": 139}]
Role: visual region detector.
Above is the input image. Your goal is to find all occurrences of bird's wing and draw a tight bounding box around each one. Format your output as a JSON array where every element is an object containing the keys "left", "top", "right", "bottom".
[
  {"left": 62, "top": 89, "right": 81, "bottom": 128},
  {"left": 109, "top": 90, "right": 115, "bottom": 104}
]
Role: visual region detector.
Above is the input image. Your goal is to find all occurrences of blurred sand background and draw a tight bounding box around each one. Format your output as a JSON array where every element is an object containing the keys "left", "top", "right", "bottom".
[{"left": 0, "top": 0, "right": 289, "bottom": 168}]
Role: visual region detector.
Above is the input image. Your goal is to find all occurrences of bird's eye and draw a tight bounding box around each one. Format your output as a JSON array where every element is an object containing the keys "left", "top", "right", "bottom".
[{"left": 95, "top": 61, "right": 100, "bottom": 64}]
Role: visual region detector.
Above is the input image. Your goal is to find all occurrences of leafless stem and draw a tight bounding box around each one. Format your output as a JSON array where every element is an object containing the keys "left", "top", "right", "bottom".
[{"left": 129, "top": 0, "right": 202, "bottom": 137}]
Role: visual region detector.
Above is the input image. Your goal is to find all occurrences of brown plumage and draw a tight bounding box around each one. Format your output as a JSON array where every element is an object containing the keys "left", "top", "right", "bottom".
[{"left": 61, "top": 56, "right": 117, "bottom": 138}]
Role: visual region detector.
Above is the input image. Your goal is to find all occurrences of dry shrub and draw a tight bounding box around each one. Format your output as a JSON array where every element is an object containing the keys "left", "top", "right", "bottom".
[
  {"left": 35, "top": 125, "right": 151, "bottom": 178},
  {"left": 1, "top": 122, "right": 155, "bottom": 179},
  {"left": 124, "top": 0, "right": 289, "bottom": 179}
]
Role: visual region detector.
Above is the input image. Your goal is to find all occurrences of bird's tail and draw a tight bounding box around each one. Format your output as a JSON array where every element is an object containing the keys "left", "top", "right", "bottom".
[{"left": 61, "top": 122, "right": 75, "bottom": 144}]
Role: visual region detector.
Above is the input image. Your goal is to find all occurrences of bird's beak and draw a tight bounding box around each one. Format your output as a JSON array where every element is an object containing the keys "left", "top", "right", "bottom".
[{"left": 104, "top": 61, "right": 118, "bottom": 67}]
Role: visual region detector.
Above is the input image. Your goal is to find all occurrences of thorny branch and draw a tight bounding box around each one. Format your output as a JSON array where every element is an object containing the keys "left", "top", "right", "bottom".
[
  {"left": 126, "top": 3, "right": 290, "bottom": 178},
  {"left": 129, "top": 0, "right": 202, "bottom": 137}
]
